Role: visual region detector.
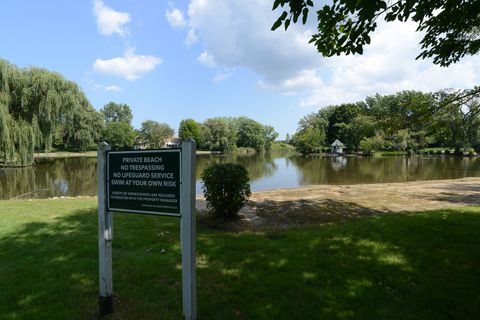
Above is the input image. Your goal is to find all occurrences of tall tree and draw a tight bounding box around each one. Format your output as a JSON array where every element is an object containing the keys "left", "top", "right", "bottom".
[
  {"left": 432, "top": 89, "right": 480, "bottom": 154},
  {"left": 178, "top": 118, "right": 203, "bottom": 147},
  {"left": 293, "top": 126, "right": 325, "bottom": 155},
  {"left": 99, "top": 102, "right": 136, "bottom": 150},
  {"left": 100, "top": 102, "right": 133, "bottom": 124},
  {"left": 325, "top": 103, "right": 363, "bottom": 143},
  {"left": 363, "top": 91, "right": 435, "bottom": 135},
  {"left": 272, "top": 0, "right": 480, "bottom": 66},
  {"left": 0, "top": 59, "right": 102, "bottom": 166},
  {"left": 139, "top": 120, "right": 174, "bottom": 149},
  {"left": 263, "top": 125, "right": 279, "bottom": 151},
  {"left": 102, "top": 122, "right": 136, "bottom": 150},
  {"left": 335, "top": 114, "right": 376, "bottom": 152},
  {"left": 202, "top": 118, "right": 237, "bottom": 152},
  {"left": 235, "top": 117, "right": 268, "bottom": 151}
]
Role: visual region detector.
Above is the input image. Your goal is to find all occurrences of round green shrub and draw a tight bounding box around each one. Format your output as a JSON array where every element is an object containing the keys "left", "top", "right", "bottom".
[{"left": 201, "top": 163, "right": 251, "bottom": 219}]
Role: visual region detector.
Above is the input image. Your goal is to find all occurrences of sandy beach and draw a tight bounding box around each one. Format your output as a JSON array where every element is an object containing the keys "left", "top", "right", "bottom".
[{"left": 197, "top": 177, "right": 480, "bottom": 230}]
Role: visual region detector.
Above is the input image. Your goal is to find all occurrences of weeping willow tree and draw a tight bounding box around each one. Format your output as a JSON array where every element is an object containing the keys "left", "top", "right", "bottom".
[{"left": 0, "top": 59, "right": 102, "bottom": 166}]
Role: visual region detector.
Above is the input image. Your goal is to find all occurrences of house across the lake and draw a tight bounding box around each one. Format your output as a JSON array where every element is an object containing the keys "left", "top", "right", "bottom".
[
  {"left": 164, "top": 136, "right": 180, "bottom": 148},
  {"left": 330, "top": 139, "right": 345, "bottom": 154}
]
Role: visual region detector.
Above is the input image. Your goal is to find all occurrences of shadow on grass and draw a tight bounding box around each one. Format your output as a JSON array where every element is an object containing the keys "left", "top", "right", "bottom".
[
  {"left": 418, "top": 183, "right": 480, "bottom": 206},
  {"left": 1, "top": 201, "right": 480, "bottom": 319},
  {"left": 199, "top": 199, "right": 390, "bottom": 232},
  {"left": 432, "top": 183, "right": 480, "bottom": 193},
  {"left": 196, "top": 208, "right": 480, "bottom": 319},
  {"left": 0, "top": 204, "right": 183, "bottom": 320}
]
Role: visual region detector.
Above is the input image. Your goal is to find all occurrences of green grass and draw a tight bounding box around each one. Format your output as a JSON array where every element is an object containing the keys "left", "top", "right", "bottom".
[
  {"left": 235, "top": 147, "right": 258, "bottom": 154},
  {"left": 270, "top": 142, "right": 296, "bottom": 151},
  {"left": 33, "top": 151, "right": 97, "bottom": 158},
  {"left": 373, "top": 151, "right": 408, "bottom": 156},
  {"left": 1, "top": 199, "right": 480, "bottom": 319}
]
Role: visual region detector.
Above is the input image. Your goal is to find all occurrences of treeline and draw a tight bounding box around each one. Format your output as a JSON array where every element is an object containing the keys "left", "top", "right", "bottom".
[
  {"left": 291, "top": 88, "right": 480, "bottom": 155},
  {"left": 178, "top": 117, "right": 278, "bottom": 152},
  {"left": 0, "top": 59, "right": 279, "bottom": 166},
  {"left": 103, "top": 112, "right": 279, "bottom": 153}
]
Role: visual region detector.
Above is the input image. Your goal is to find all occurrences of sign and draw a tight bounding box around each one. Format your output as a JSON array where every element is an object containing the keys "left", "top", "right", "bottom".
[
  {"left": 98, "top": 141, "right": 197, "bottom": 319},
  {"left": 107, "top": 149, "right": 181, "bottom": 216}
]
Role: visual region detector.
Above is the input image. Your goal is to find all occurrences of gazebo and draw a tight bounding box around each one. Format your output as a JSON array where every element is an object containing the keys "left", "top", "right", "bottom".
[{"left": 330, "top": 139, "right": 345, "bottom": 154}]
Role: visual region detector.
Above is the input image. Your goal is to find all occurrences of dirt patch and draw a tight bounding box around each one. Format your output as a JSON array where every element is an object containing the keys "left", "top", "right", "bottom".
[{"left": 197, "top": 177, "right": 480, "bottom": 231}]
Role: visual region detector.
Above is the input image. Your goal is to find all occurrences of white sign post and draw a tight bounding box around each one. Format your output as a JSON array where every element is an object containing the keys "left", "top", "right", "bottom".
[
  {"left": 97, "top": 140, "right": 197, "bottom": 319},
  {"left": 180, "top": 140, "right": 197, "bottom": 320},
  {"left": 98, "top": 142, "right": 113, "bottom": 316}
]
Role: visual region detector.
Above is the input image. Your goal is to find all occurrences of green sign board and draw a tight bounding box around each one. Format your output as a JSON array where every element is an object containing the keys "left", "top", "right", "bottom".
[{"left": 107, "top": 149, "right": 181, "bottom": 216}]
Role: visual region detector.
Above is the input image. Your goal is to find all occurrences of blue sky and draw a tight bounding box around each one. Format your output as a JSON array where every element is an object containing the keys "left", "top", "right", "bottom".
[{"left": 1, "top": 1, "right": 479, "bottom": 139}]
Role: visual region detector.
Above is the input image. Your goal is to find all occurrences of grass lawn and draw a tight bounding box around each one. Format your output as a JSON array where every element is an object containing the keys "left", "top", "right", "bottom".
[{"left": 1, "top": 199, "right": 479, "bottom": 319}]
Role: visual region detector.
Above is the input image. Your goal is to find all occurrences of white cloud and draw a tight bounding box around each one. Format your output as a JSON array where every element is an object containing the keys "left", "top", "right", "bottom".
[
  {"left": 93, "top": 48, "right": 162, "bottom": 80},
  {"left": 257, "top": 69, "right": 323, "bottom": 95},
  {"left": 300, "top": 21, "right": 480, "bottom": 108},
  {"left": 89, "top": 81, "right": 123, "bottom": 92},
  {"left": 104, "top": 85, "right": 123, "bottom": 92},
  {"left": 187, "top": 0, "right": 320, "bottom": 82},
  {"left": 93, "top": 0, "right": 131, "bottom": 36},
  {"left": 198, "top": 51, "right": 216, "bottom": 68},
  {"left": 186, "top": 0, "right": 480, "bottom": 109},
  {"left": 213, "top": 72, "right": 232, "bottom": 83},
  {"left": 166, "top": 8, "right": 187, "bottom": 29},
  {"left": 184, "top": 29, "right": 198, "bottom": 47}
]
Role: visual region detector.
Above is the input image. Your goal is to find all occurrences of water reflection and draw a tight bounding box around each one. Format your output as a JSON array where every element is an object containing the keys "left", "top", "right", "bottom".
[
  {"left": 2, "top": 154, "right": 480, "bottom": 199},
  {"left": 0, "top": 157, "right": 97, "bottom": 200}
]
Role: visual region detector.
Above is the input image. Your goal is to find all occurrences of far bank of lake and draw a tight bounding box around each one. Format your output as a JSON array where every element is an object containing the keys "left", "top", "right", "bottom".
[{"left": 2, "top": 152, "right": 480, "bottom": 200}]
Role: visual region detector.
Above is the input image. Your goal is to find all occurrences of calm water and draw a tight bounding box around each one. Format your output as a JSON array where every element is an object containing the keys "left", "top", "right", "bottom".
[{"left": 2, "top": 153, "right": 480, "bottom": 200}]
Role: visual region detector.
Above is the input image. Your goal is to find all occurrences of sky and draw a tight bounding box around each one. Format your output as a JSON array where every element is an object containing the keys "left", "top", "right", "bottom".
[{"left": 1, "top": 0, "right": 479, "bottom": 139}]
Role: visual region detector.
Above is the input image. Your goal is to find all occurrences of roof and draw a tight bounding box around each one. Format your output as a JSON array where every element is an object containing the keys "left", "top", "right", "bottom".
[{"left": 331, "top": 139, "right": 345, "bottom": 147}]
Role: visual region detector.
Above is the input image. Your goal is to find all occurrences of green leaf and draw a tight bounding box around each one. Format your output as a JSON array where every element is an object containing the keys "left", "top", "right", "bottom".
[
  {"left": 271, "top": 19, "right": 283, "bottom": 31},
  {"left": 284, "top": 18, "right": 291, "bottom": 30},
  {"left": 365, "top": 34, "right": 371, "bottom": 44},
  {"left": 302, "top": 8, "right": 309, "bottom": 24},
  {"left": 272, "top": 11, "right": 288, "bottom": 31},
  {"left": 272, "top": 0, "right": 281, "bottom": 11}
]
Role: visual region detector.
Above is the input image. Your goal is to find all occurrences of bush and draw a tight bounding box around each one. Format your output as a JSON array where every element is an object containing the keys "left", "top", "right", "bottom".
[{"left": 201, "top": 163, "right": 251, "bottom": 219}]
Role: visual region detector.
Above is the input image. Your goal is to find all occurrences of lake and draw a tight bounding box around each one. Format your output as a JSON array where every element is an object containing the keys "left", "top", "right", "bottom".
[{"left": 2, "top": 152, "right": 480, "bottom": 200}]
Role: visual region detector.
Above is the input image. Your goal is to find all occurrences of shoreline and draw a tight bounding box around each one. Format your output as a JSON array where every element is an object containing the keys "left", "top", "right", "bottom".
[
  {"left": 5, "top": 177, "right": 480, "bottom": 230},
  {"left": 6, "top": 176, "right": 480, "bottom": 200},
  {"left": 33, "top": 150, "right": 220, "bottom": 159}
]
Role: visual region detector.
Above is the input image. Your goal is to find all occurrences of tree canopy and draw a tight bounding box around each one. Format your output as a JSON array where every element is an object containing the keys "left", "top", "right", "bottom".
[
  {"left": 139, "top": 120, "right": 174, "bottom": 149},
  {"left": 102, "top": 122, "right": 136, "bottom": 150},
  {"left": 179, "top": 119, "right": 203, "bottom": 147},
  {"left": 193, "top": 117, "right": 279, "bottom": 152},
  {"left": 234, "top": 117, "right": 279, "bottom": 152},
  {"left": 292, "top": 88, "right": 480, "bottom": 155},
  {"left": 0, "top": 59, "right": 102, "bottom": 166},
  {"left": 201, "top": 118, "right": 237, "bottom": 152},
  {"left": 99, "top": 102, "right": 136, "bottom": 150},
  {"left": 272, "top": 0, "right": 480, "bottom": 66},
  {"left": 100, "top": 102, "right": 133, "bottom": 124}
]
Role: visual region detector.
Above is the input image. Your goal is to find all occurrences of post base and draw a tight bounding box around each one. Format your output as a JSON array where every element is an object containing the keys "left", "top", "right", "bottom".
[{"left": 99, "top": 295, "right": 113, "bottom": 317}]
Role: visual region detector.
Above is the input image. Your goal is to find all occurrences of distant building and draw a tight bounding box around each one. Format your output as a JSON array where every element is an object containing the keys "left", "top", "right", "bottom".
[
  {"left": 164, "top": 136, "right": 181, "bottom": 148},
  {"left": 330, "top": 139, "right": 345, "bottom": 154}
]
